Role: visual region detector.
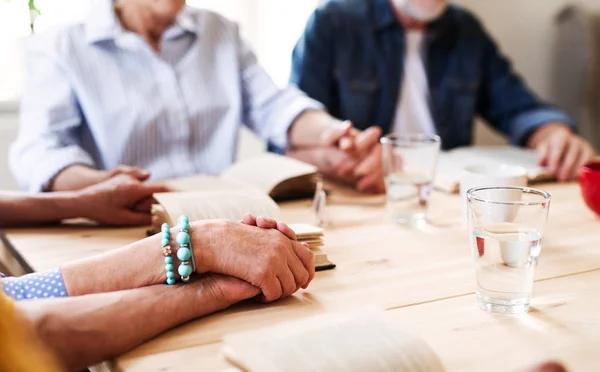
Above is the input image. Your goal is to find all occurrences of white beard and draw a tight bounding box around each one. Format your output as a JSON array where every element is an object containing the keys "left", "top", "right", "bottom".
[{"left": 392, "top": 0, "right": 447, "bottom": 22}]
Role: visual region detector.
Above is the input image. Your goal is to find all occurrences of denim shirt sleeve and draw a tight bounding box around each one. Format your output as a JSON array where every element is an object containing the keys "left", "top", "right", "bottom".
[
  {"left": 475, "top": 22, "right": 575, "bottom": 145},
  {"left": 1, "top": 268, "right": 68, "bottom": 301}
]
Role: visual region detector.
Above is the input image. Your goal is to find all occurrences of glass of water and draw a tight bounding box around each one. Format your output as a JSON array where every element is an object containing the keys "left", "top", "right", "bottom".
[
  {"left": 380, "top": 133, "right": 441, "bottom": 226},
  {"left": 466, "top": 186, "right": 551, "bottom": 314}
]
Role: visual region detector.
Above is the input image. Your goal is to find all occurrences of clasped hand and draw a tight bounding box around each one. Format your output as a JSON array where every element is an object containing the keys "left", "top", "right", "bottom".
[{"left": 319, "top": 121, "right": 385, "bottom": 193}]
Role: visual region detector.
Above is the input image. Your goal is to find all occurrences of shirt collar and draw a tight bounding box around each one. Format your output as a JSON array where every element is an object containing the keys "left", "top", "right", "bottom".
[
  {"left": 85, "top": 0, "right": 123, "bottom": 44},
  {"left": 85, "top": 0, "right": 198, "bottom": 44}
]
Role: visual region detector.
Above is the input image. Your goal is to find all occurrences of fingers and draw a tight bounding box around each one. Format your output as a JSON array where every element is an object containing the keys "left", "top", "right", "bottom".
[
  {"left": 277, "top": 221, "right": 297, "bottom": 240},
  {"left": 353, "top": 143, "right": 382, "bottom": 178},
  {"left": 278, "top": 267, "right": 298, "bottom": 298},
  {"left": 110, "top": 165, "right": 150, "bottom": 181},
  {"left": 135, "top": 182, "right": 170, "bottom": 197},
  {"left": 353, "top": 126, "right": 382, "bottom": 158},
  {"left": 257, "top": 275, "right": 283, "bottom": 303},
  {"left": 536, "top": 140, "right": 550, "bottom": 167},
  {"left": 240, "top": 213, "right": 257, "bottom": 225},
  {"left": 320, "top": 120, "right": 353, "bottom": 146},
  {"left": 133, "top": 197, "right": 155, "bottom": 213},
  {"left": 256, "top": 216, "right": 278, "bottom": 229},
  {"left": 546, "top": 136, "right": 568, "bottom": 174},
  {"left": 244, "top": 215, "right": 298, "bottom": 241},
  {"left": 200, "top": 274, "right": 261, "bottom": 304},
  {"left": 353, "top": 144, "right": 385, "bottom": 193},
  {"left": 285, "top": 245, "right": 310, "bottom": 290},
  {"left": 557, "top": 138, "right": 581, "bottom": 181},
  {"left": 357, "top": 170, "right": 385, "bottom": 194},
  {"left": 291, "top": 241, "right": 315, "bottom": 289}
]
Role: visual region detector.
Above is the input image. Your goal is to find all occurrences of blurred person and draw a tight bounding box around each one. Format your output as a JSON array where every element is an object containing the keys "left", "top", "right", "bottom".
[
  {"left": 10, "top": 0, "right": 384, "bottom": 194},
  {"left": 291, "top": 0, "right": 596, "bottom": 181},
  {"left": 1, "top": 214, "right": 312, "bottom": 371}
]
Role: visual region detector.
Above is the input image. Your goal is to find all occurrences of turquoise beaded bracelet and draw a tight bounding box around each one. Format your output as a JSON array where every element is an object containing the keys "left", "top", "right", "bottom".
[
  {"left": 176, "top": 215, "right": 195, "bottom": 283},
  {"left": 160, "top": 223, "right": 176, "bottom": 285}
]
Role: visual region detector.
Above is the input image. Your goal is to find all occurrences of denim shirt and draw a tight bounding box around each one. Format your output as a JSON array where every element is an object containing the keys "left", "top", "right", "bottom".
[{"left": 290, "top": 0, "right": 574, "bottom": 150}]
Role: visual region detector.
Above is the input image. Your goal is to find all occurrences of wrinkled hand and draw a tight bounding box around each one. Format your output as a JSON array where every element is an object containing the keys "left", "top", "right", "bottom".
[
  {"left": 528, "top": 123, "right": 596, "bottom": 181},
  {"left": 320, "top": 121, "right": 385, "bottom": 193},
  {"left": 75, "top": 174, "right": 169, "bottom": 226},
  {"left": 193, "top": 220, "right": 315, "bottom": 302},
  {"left": 240, "top": 213, "right": 298, "bottom": 240},
  {"left": 195, "top": 274, "right": 261, "bottom": 307}
]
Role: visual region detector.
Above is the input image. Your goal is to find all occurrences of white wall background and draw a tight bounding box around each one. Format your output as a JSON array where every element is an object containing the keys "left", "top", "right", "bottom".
[{"left": 1, "top": 1, "right": 598, "bottom": 189}]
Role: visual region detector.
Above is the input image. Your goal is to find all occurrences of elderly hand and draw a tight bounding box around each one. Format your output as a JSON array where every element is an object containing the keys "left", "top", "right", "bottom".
[
  {"left": 192, "top": 220, "right": 314, "bottom": 302},
  {"left": 528, "top": 123, "right": 596, "bottom": 181},
  {"left": 240, "top": 213, "right": 298, "bottom": 240},
  {"left": 194, "top": 274, "right": 261, "bottom": 309},
  {"left": 75, "top": 174, "right": 169, "bottom": 226},
  {"left": 320, "top": 121, "right": 385, "bottom": 193}
]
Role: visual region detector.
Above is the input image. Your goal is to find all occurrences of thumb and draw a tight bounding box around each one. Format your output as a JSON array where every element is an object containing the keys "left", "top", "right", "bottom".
[
  {"left": 320, "top": 120, "right": 353, "bottom": 146},
  {"left": 131, "top": 183, "right": 170, "bottom": 200}
]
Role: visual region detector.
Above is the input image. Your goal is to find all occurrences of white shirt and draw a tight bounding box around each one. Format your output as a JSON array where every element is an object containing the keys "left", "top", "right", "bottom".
[
  {"left": 10, "top": 2, "right": 322, "bottom": 192},
  {"left": 392, "top": 31, "right": 437, "bottom": 135}
]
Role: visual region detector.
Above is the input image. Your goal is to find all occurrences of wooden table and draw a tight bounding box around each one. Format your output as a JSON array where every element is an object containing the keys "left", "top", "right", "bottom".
[{"left": 2, "top": 183, "right": 600, "bottom": 371}]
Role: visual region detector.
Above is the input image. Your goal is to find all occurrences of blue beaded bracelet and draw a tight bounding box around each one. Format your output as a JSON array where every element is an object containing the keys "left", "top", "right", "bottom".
[
  {"left": 176, "top": 215, "right": 194, "bottom": 283},
  {"left": 160, "top": 223, "right": 176, "bottom": 285}
]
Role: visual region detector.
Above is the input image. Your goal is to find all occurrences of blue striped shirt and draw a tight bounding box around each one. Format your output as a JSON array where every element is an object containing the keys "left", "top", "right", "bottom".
[{"left": 10, "top": 1, "right": 323, "bottom": 192}]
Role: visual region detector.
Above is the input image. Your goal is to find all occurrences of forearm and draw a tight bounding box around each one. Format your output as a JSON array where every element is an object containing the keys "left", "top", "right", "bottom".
[
  {"left": 288, "top": 110, "right": 339, "bottom": 148},
  {"left": 17, "top": 282, "right": 230, "bottom": 371},
  {"left": 0, "top": 191, "right": 83, "bottom": 227},
  {"left": 62, "top": 221, "right": 218, "bottom": 296},
  {"left": 50, "top": 165, "right": 108, "bottom": 192},
  {"left": 61, "top": 233, "right": 166, "bottom": 296}
]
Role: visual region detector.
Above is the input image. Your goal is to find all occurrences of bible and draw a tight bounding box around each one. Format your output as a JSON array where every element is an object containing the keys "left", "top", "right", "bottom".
[
  {"left": 150, "top": 158, "right": 334, "bottom": 270},
  {"left": 163, "top": 153, "right": 318, "bottom": 201},
  {"left": 221, "top": 312, "right": 445, "bottom": 372}
]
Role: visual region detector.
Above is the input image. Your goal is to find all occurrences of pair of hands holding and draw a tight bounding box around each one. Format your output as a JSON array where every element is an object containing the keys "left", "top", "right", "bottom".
[
  {"left": 318, "top": 121, "right": 385, "bottom": 193},
  {"left": 319, "top": 120, "right": 595, "bottom": 191},
  {"left": 72, "top": 165, "right": 169, "bottom": 226},
  {"left": 187, "top": 213, "right": 314, "bottom": 306}
]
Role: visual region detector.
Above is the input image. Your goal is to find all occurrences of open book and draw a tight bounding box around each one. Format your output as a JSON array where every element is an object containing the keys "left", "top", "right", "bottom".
[
  {"left": 164, "top": 154, "right": 318, "bottom": 201},
  {"left": 150, "top": 190, "right": 335, "bottom": 271},
  {"left": 435, "top": 146, "right": 554, "bottom": 193},
  {"left": 222, "top": 312, "right": 445, "bottom": 372}
]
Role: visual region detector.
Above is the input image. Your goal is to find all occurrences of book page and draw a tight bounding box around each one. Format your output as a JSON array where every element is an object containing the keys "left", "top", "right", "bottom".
[
  {"left": 222, "top": 154, "right": 317, "bottom": 195},
  {"left": 164, "top": 175, "right": 248, "bottom": 192},
  {"left": 435, "top": 146, "right": 554, "bottom": 193},
  {"left": 222, "top": 312, "right": 445, "bottom": 372},
  {"left": 153, "top": 190, "right": 281, "bottom": 225}
]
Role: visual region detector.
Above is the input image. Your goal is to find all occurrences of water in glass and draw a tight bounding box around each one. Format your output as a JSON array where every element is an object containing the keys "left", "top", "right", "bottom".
[
  {"left": 471, "top": 222, "right": 542, "bottom": 313},
  {"left": 385, "top": 171, "right": 433, "bottom": 225}
]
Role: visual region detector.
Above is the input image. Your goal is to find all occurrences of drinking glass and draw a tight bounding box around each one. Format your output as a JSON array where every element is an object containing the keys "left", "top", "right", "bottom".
[
  {"left": 466, "top": 186, "right": 551, "bottom": 314},
  {"left": 380, "top": 133, "right": 441, "bottom": 226}
]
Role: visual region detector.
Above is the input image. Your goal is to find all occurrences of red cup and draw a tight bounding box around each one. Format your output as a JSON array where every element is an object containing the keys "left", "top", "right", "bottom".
[{"left": 580, "top": 161, "right": 600, "bottom": 216}]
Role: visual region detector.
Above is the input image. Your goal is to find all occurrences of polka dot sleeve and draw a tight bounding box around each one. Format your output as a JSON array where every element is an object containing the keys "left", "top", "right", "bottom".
[{"left": 1, "top": 269, "right": 68, "bottom": 301}]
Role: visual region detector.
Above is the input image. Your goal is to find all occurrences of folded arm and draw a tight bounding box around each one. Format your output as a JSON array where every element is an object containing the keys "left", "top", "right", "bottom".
[{"left": 17, "top": 276, "right": 259, "bottom": 371}]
